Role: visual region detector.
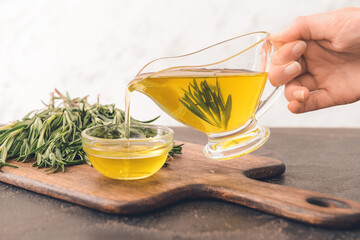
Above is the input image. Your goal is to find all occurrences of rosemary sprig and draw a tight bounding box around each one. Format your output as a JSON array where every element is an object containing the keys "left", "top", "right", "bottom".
[
  {"left": 179, "top": 78, "right": 232, "bottom": 128},
  {"left": 164, "top": 143, "right": 184, "bottom": 167},
  {"left": 0, "top": 90, "right": 182, "bottom": 172}
]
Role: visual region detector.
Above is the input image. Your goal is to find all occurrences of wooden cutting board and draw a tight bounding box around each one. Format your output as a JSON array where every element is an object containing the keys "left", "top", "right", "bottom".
[{"left": 0, "top": 142, "right": 359, "bottom": 229}]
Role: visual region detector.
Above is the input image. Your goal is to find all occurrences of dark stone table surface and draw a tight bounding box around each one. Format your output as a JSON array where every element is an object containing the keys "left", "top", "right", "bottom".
[{"left": 1, "top": 127, "right": 360, "bottom": 240}]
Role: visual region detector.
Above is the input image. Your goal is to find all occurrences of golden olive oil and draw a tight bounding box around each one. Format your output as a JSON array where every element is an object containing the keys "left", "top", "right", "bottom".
[
  {"left": 83, "top": 143, "right": 168, "bottom": 180},
  {"left": 128, "top": 69, "right": 267, "bottom": 134}
]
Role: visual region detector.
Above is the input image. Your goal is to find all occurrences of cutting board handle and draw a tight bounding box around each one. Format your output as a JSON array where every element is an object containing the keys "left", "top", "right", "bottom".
[{"left": 206, "top": 178, "right": 360, "bottom": 228}]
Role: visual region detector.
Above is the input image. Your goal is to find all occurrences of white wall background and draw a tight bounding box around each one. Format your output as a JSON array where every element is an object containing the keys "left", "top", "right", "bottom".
[{"left": 1, "top": 0, "right": 360, "bottom": 127}]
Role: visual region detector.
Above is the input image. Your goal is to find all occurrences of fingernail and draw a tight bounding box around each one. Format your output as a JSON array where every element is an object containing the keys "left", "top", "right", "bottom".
[
  {"left": 285, "top": 62, "right": 301, "bottom": 76},
  {"left": 293, "top": 90, "right": 305, "bottom": 101},
  {"left": 292, "top": 41, "right": 306, "bottom": 56}
]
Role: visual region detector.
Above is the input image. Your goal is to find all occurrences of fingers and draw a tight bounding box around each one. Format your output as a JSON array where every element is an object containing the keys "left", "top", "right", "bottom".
[
  {"left": 269, "top": 61, "right": 301, "bottom": 87},
  {"left": 285, "top": 74, "right": 335, "bottom": 114},
  {"left": 285, "top": 82, "right": 310, "bottom": 102},
  {"left": 287, "top": 89, "right": 334, "bottom": 114},
  {"left": 271, "top": 40, "right": 307, "bottom": 65},
  {"left": 284, "top": 74, "right": 317, "bottom": 102},
  {"left": 269, "top": 40, "right": 307, "bottom": 87},
  {"left": 269, "top": 41, "right": 306, "bottom": 86}
]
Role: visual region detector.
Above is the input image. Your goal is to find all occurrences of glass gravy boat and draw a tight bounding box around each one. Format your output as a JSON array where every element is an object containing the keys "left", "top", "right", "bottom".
[{"left": 128, "top": 32, "right": 283, "bottom": 160}]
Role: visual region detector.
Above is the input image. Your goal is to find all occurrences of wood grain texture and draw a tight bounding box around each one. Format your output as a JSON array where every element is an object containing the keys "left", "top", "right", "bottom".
[{"left": 0, "top": 142, "right": 359, "bottom": 229}]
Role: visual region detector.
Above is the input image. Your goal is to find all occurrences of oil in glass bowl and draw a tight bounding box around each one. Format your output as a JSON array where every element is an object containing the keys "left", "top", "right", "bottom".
[{"left": 82, "top": 124, "right": 173, "bottom": 180}]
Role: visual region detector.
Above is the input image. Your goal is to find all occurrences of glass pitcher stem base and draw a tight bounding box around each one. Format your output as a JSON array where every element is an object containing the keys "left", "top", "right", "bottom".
[{"left": 203, "top": 123, "right": 270, "bottom": 161}]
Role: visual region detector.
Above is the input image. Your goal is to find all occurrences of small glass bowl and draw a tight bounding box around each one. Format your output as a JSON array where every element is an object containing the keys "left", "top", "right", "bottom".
[{"left": 82, "top": 124, "right": 174, "bottom": 180}]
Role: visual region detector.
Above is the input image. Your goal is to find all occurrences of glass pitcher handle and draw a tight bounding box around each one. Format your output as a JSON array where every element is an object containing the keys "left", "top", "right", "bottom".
[{"left": 255, "top": 85, "right": 284, "bottom": 119}]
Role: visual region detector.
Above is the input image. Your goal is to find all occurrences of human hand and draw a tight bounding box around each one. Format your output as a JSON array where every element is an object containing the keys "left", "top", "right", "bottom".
[{"left": 269, "top": 7, "right": 360, "bottom": 113}]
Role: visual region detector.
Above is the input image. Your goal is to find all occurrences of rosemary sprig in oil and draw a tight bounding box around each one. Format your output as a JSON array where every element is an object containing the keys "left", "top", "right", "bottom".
[
  {"left": 0, "top": 90, "right": 182, "bottom": 172},
  {"left": 179, "top": 78, "right": 232, "bottom": 128}
]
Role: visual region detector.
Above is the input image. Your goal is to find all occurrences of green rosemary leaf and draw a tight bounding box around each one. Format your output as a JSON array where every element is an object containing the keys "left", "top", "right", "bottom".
[
  {"left": 223, "top": 95, "right": 232, "bottom": 128},
  {"left": 179, "top": 98, "right": 213, "bottom": 125},
  {"left": 0, "top": 162, "right": 18, "bottom": 168},
  {"left": 168, "top": 143, "right": 184, "bottom": 157},
  {"left": 138, "top": 115, "right": 161, "bottom": 123}
]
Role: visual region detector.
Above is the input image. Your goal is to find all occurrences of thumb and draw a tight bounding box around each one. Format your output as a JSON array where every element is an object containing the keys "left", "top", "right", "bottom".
[{"left": 276, "top": 11, "right": 336, "bottom": 42}]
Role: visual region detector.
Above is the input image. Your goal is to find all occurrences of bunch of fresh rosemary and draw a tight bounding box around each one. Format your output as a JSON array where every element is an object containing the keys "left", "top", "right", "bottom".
[
  {"left": 0, "top": 90, "right": 182, "bottom": 172},
  {"left": 179, "top": 79, "right": 232, "bottom": 128}
]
